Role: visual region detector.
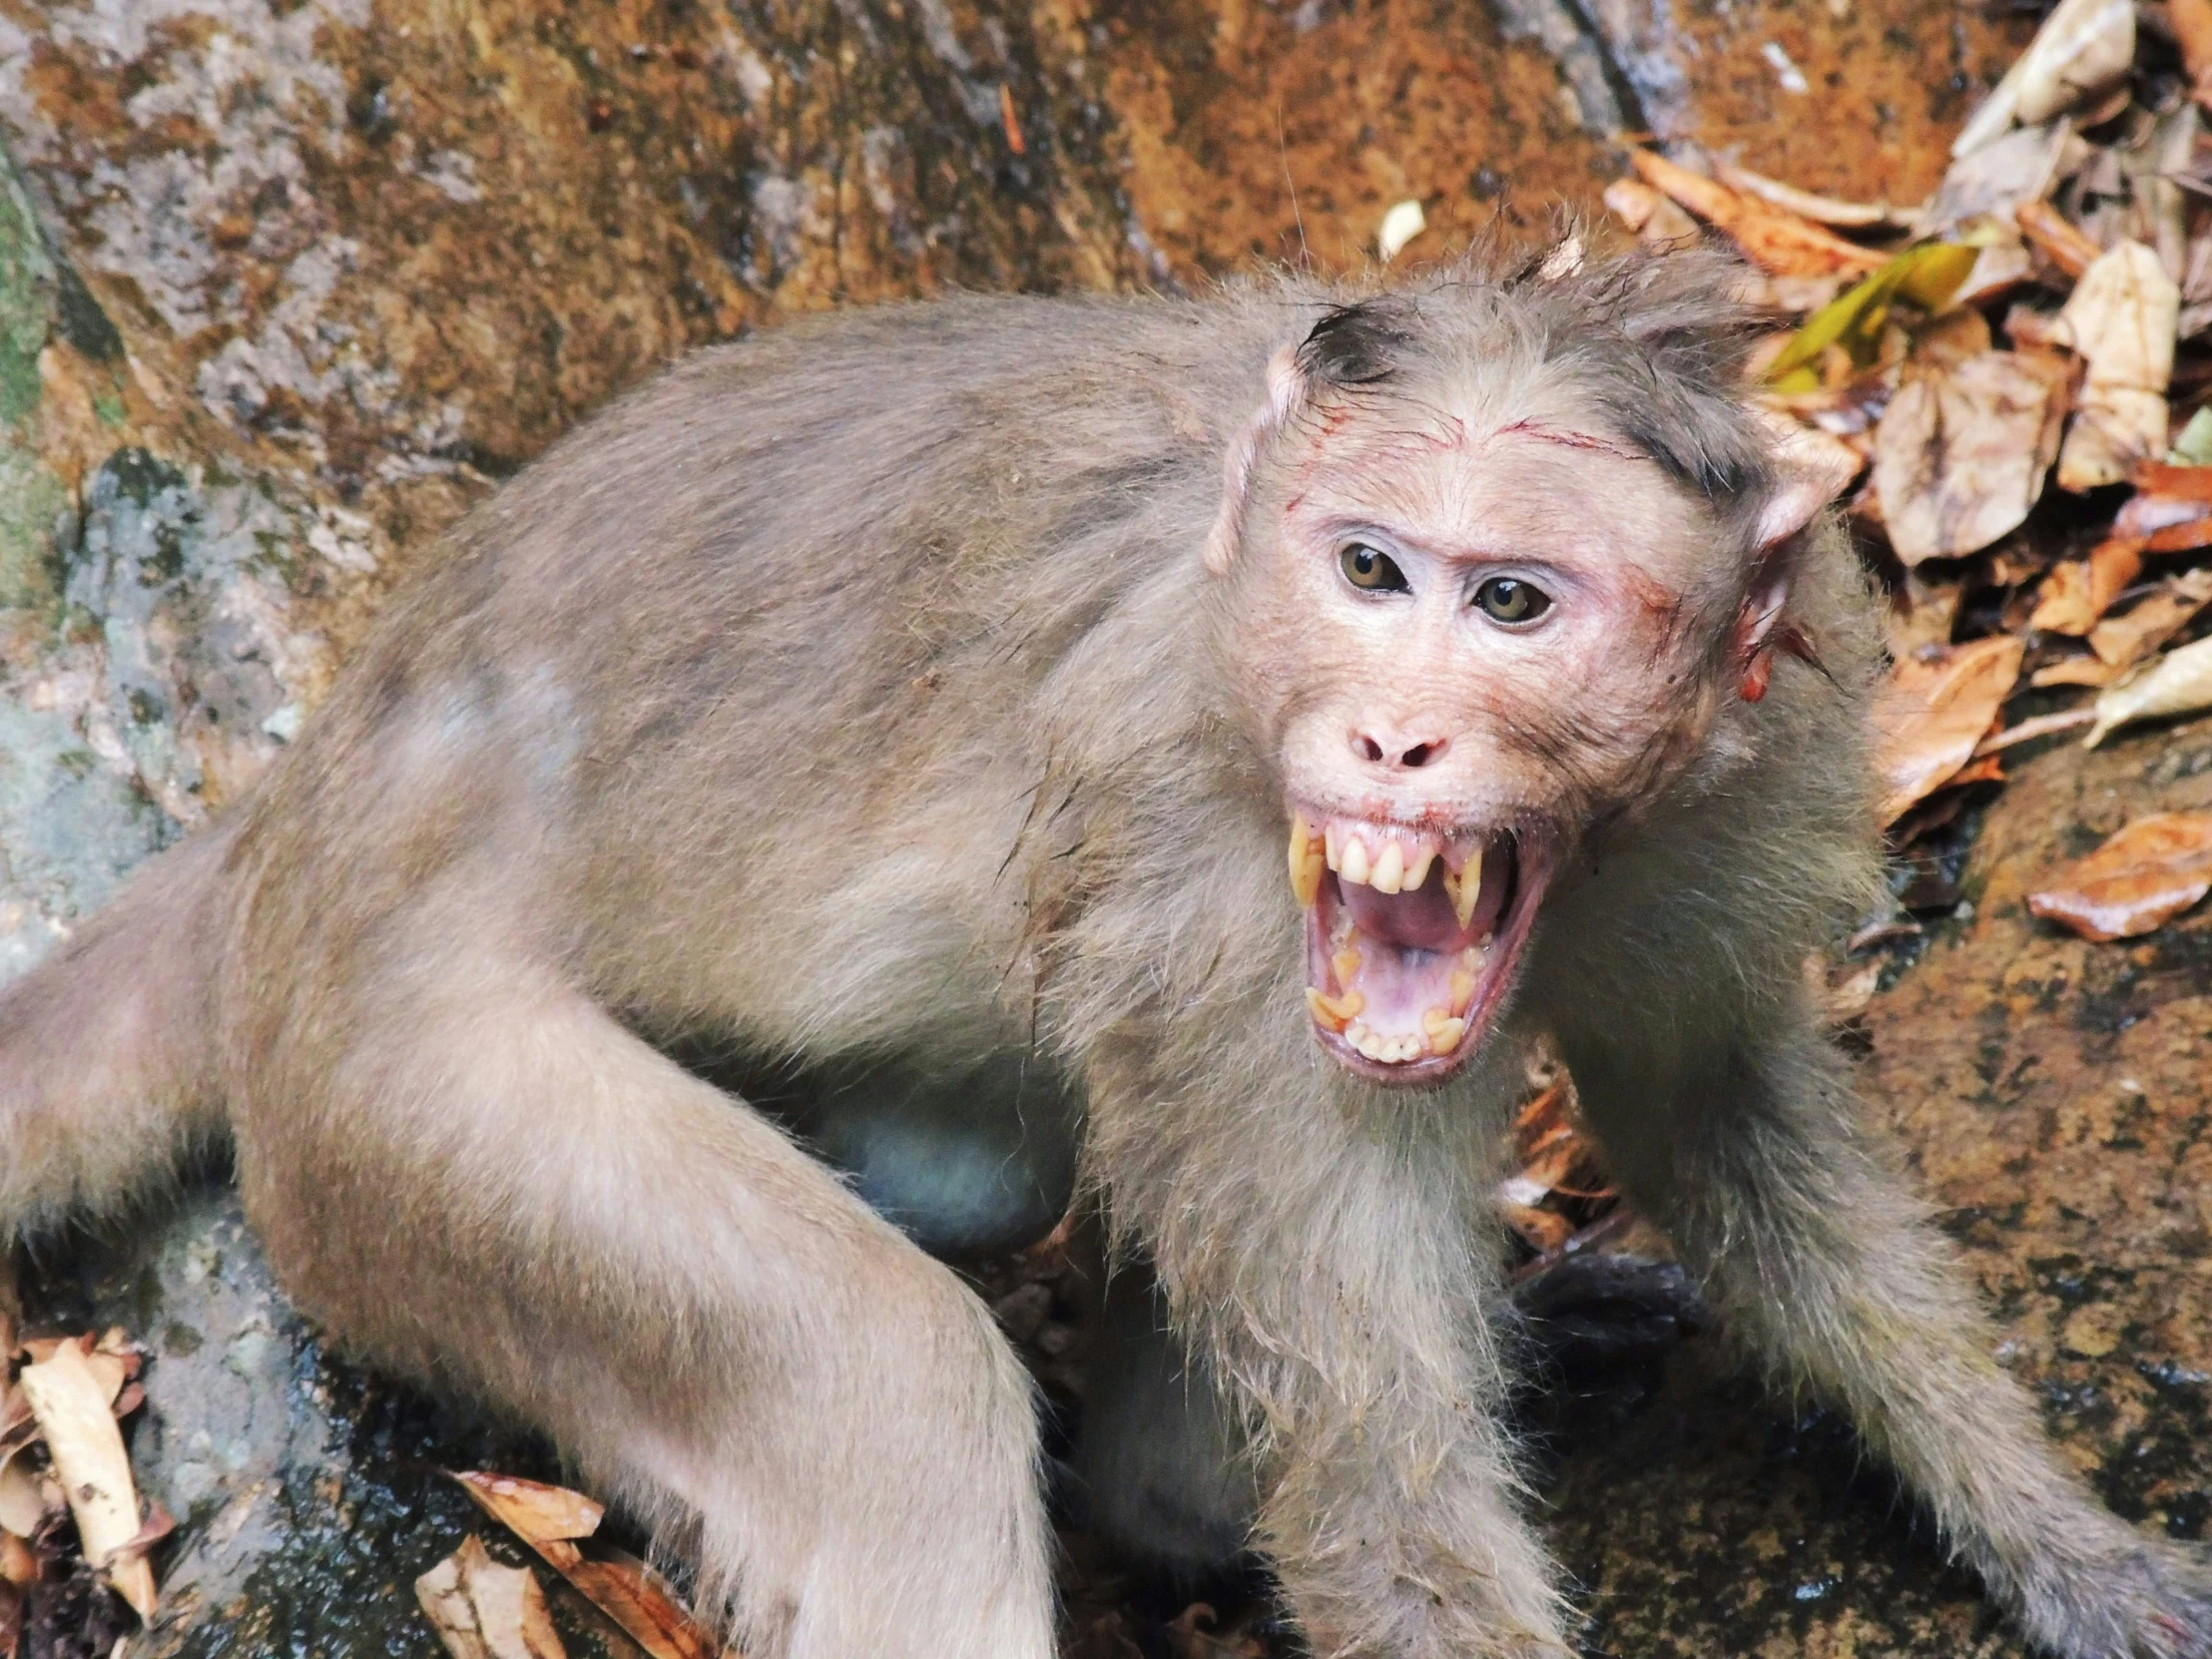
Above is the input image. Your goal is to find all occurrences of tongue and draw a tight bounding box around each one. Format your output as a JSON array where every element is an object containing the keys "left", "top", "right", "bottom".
[{"left": 1342, "top": 876, "right": 1472, "bottom": 952}]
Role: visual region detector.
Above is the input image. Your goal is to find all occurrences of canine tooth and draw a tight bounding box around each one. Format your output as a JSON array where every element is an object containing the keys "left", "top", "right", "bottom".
[
  {"left": 1341, "top": 835, "right": 1372, "bottom": 886},
  {"left": 1426, "top": 1016, "right": 1467, "bottom": 1056},
  {"left": 1449, "top": 845, "right": 1483, "bottom": 929},
  {"left": 1309, "top": 986, "right": 1364, "bottom": 1025},
  {"left": 1371, "top": 840, "right": 1404, "bottom": 893},
  {"left": 1289, "top": 816, "right": 1324, "bottom": 907},
  {"left": 1448, "top": 965, "right": 1477, "bottom": 1016},
  {"left": 1401, "top": 845, "right": 1435, "bottom": 891}
]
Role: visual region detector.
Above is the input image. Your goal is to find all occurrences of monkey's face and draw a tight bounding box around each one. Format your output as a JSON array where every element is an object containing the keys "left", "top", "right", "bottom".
[{"left": 1229, "top": 397, "right": 1741, "bottom": 1088}]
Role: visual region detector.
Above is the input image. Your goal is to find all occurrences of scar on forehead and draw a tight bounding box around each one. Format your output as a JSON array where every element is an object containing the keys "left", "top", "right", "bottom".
[{"left": 1496, "top": 418, "right": 1644, "bottom": 463}]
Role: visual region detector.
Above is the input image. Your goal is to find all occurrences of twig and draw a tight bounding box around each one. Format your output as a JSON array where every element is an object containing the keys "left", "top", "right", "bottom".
[{"left": 1972, "top": 706, "right": 2097, "bottom": 758}]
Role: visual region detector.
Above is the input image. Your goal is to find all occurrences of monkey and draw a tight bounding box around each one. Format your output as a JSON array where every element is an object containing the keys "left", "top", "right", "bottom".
[{"left": 3, "top": 242, "right": 2207, "bottom": 1659}]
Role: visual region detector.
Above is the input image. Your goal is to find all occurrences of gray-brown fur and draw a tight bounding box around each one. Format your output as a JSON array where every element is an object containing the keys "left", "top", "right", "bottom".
[{"left": 2, "top": 247, "right": 2205, "bottom": 1658}]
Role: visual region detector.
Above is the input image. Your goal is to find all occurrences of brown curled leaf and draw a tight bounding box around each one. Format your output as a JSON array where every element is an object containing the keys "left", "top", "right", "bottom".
[
  {"left": 449, "top": 1471, "right": 603, "bottom": 1544},
  {"left": 2088, "top": 571, "right": 2212, "bottom": 667},
  {"left": 2026, "top": 812, "right": 2212, "bottom": 939},
  {"left": 1629, "top": 152, "right": 1887, "bottom": 278},
  {"left": 417, "top": 1535, "right": 567, "bottom": 1659},
  {"left": 451, "top": 1473, "right": 718, "bottom": 1659},
  {"left": 2028, "top": 537, "right": 2146, "bottom": 634},
  {"left": 1875, "top": 635, "right": 2026, "bottom": 824}
]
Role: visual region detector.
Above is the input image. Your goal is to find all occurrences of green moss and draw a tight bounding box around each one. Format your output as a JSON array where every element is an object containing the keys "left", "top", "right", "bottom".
[
  {"left": 0, "top": 444, "right": 65, "bottom": 610},
  {"left": 0, "top": 155, "right": 56, "bottom": 431}
]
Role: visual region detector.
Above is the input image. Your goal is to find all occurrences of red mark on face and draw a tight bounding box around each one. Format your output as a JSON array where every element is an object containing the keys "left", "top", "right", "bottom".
[{"left": 1497, "top": 419, "right": 1643, "bottom": 463}]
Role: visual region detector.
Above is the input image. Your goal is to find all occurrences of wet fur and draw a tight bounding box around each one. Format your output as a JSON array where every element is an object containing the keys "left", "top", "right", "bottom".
[{"left": 2, "top": 249, "right": 2206, "bottom": 1658}]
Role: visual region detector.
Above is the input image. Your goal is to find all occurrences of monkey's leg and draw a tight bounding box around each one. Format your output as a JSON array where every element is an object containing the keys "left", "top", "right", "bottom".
[
  {"left": 1562, "top": 1007, "right": 2212, "bottom": 1659},
  {"left": 233, "top": 952, "right": 1052, "bottom": 1659}
]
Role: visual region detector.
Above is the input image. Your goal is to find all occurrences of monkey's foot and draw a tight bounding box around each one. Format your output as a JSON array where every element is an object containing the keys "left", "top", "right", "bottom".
[
  {"left": 1288, "top": 811, "right": 1551, "bottom": 1086},
  {"left": 2007, "top": 1536, "right": 2212, "bottom": 1659}
]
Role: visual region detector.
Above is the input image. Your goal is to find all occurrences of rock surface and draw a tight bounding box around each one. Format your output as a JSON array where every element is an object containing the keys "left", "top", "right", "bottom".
[{"left": 0, "top": 0, "right": 2195, "bottom": 1655}]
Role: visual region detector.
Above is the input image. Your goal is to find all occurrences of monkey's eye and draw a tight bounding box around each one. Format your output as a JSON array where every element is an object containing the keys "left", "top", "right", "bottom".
[
  {"left": 1339, "top": 543, "right": 1408, "bottom": 593},
  {"left": 1472, "top": 576, "right": 1549, "bottom": 624}
]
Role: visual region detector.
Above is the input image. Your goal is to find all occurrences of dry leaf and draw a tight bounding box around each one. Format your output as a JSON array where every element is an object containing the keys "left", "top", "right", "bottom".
[
  {"left": 2052, "top": 386, "right": 2176, "bottom": 490},
  {"left": 2028, "top": 537, "right": 2145, "bottom": 633},
  {"left": 0, "top": 1534, "right": 30, "bottom": 1590},
  {"left": 2087, "top": 633, "right": 2212, "bottom": 745},
  {"left": 2088, "top": 571, "right": 2212, "bottom": 665},
  {"left": 1711, "top": 161, "right": 1915, "bottom": 230},
  {"left": 549, "top": 1550, "right": 717, "bottom": 1659},
  {"left": 1873, "top": 351, "right": 2067, "bottom": 562},
  {"left": 1957, "top": 242, "right": 2035, "bottom": 307},
  {"left": 2032, "top": 654, "right": 2127, "bottom": 687},
  {"left": 1913, "top": 306, "right": 1993, "bottom": 369},
  {"left": 1500, "top": 1202, "right": 1574, "bottom": 1253},
  {"left": 1602, "top": 179, "right": 1660, "bottom": 233},
  {"left": 417, "top": 1536, "right": 567, "bottom": 1659},
  {"left": 0, "top": 1455, "right": 45, "bottom": 1540},
  {"left": 2026, "top": 812, "right": 2212, "bottom": 938},
  {"left": 2175, "top": 0, "right": 2212, "bottom": 105},
  {"left": 1928, "top": 123, "right": 2070, "bottom": 235},
  {"left": 452, "top": 1474, "right": 715, "bottom": 1659},
  {"left": 1630, "top": 152, "right": 1887, "bottom": 278},
  {"left": 2015, "top": 199, "right": 2101, "bottom": 278},
  {"left": 1887, "top": 572, "right": 1963, "bottom": 657},
  {"left": 449, "top": 1472, "right": 604, "bottom": 1544},
  {"left": 2051, "top": 240, "right": 2180, "bottom": 392},
  {"left": 1952, "top": 0, "right": 2133, "bottom": 157},
  {"left": 1875, "top": 635, "right": 2026, "bottom": 822},
  {"left": 17, "top": 1343, "right": 154, "bottom": 1619}
]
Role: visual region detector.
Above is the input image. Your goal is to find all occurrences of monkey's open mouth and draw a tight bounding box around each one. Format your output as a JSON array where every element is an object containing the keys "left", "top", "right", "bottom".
[{"left": 1288, "top": 812, "right": 1549, "bottom": 1087}]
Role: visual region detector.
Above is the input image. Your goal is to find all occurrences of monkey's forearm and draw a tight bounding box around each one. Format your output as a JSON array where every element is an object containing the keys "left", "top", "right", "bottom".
[
  {"left": 1569, "top": 1014, "right": 2212, "bottom": 1659},
  {"left": 1085, "top": 1040, "right": 1568, "bottom": 1657}
]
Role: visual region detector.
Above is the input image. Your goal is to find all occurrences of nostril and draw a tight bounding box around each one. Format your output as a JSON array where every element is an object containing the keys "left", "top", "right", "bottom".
[{"left": 1351, "top": 729, "right": 1448, "bottom": 768}]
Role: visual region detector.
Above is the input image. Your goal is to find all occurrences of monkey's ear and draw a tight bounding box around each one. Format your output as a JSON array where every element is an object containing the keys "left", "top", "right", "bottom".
[
  {"left": 1734, "top": 419, "right": 1858, "bottom": 690},
  {"left": 1751, "top": 416, "right": 1859, "bottom": 558},
  {"left": 1202, "top": 346, "right": 1309, "bottom": 576}
]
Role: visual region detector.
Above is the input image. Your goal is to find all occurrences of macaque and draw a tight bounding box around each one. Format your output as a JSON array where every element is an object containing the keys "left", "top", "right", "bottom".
[{"left": 3, "top": 244, "right": 2207, "bottom": 1659}]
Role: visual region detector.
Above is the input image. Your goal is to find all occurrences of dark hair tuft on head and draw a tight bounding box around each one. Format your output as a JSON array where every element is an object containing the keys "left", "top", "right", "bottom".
[{"left": 1298, "top": 298, "right": 1417, "bottom": 388}]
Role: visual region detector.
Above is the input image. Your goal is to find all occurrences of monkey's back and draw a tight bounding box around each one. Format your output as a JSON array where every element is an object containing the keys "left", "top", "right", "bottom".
[{"left": 220, "top": 290, "right": 1288, "bottom": 1071}]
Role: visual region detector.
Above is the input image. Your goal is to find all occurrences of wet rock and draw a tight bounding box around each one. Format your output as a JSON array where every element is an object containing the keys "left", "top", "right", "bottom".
[
  {"left": 0, "top": 0, "right": 1135, "bottom": 605},
  {"left": 20, "top": 1189, "right": 571, "bottom": 1659}
]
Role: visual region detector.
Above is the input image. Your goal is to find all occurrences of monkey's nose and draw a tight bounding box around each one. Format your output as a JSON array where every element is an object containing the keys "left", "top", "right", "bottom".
[{"left": 1350, "top": 725, "right": 1449, "bottom": 770}]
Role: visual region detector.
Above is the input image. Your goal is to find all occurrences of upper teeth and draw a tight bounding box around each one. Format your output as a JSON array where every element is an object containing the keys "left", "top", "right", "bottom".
[{"left": 1285, "top": 818, "right": 1481, "bottom": 908}]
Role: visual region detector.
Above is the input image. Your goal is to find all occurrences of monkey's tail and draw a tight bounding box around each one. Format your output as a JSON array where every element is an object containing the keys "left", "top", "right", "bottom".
[{"left": 0, "top": 824, "right": 238, "bottom": 1239}]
